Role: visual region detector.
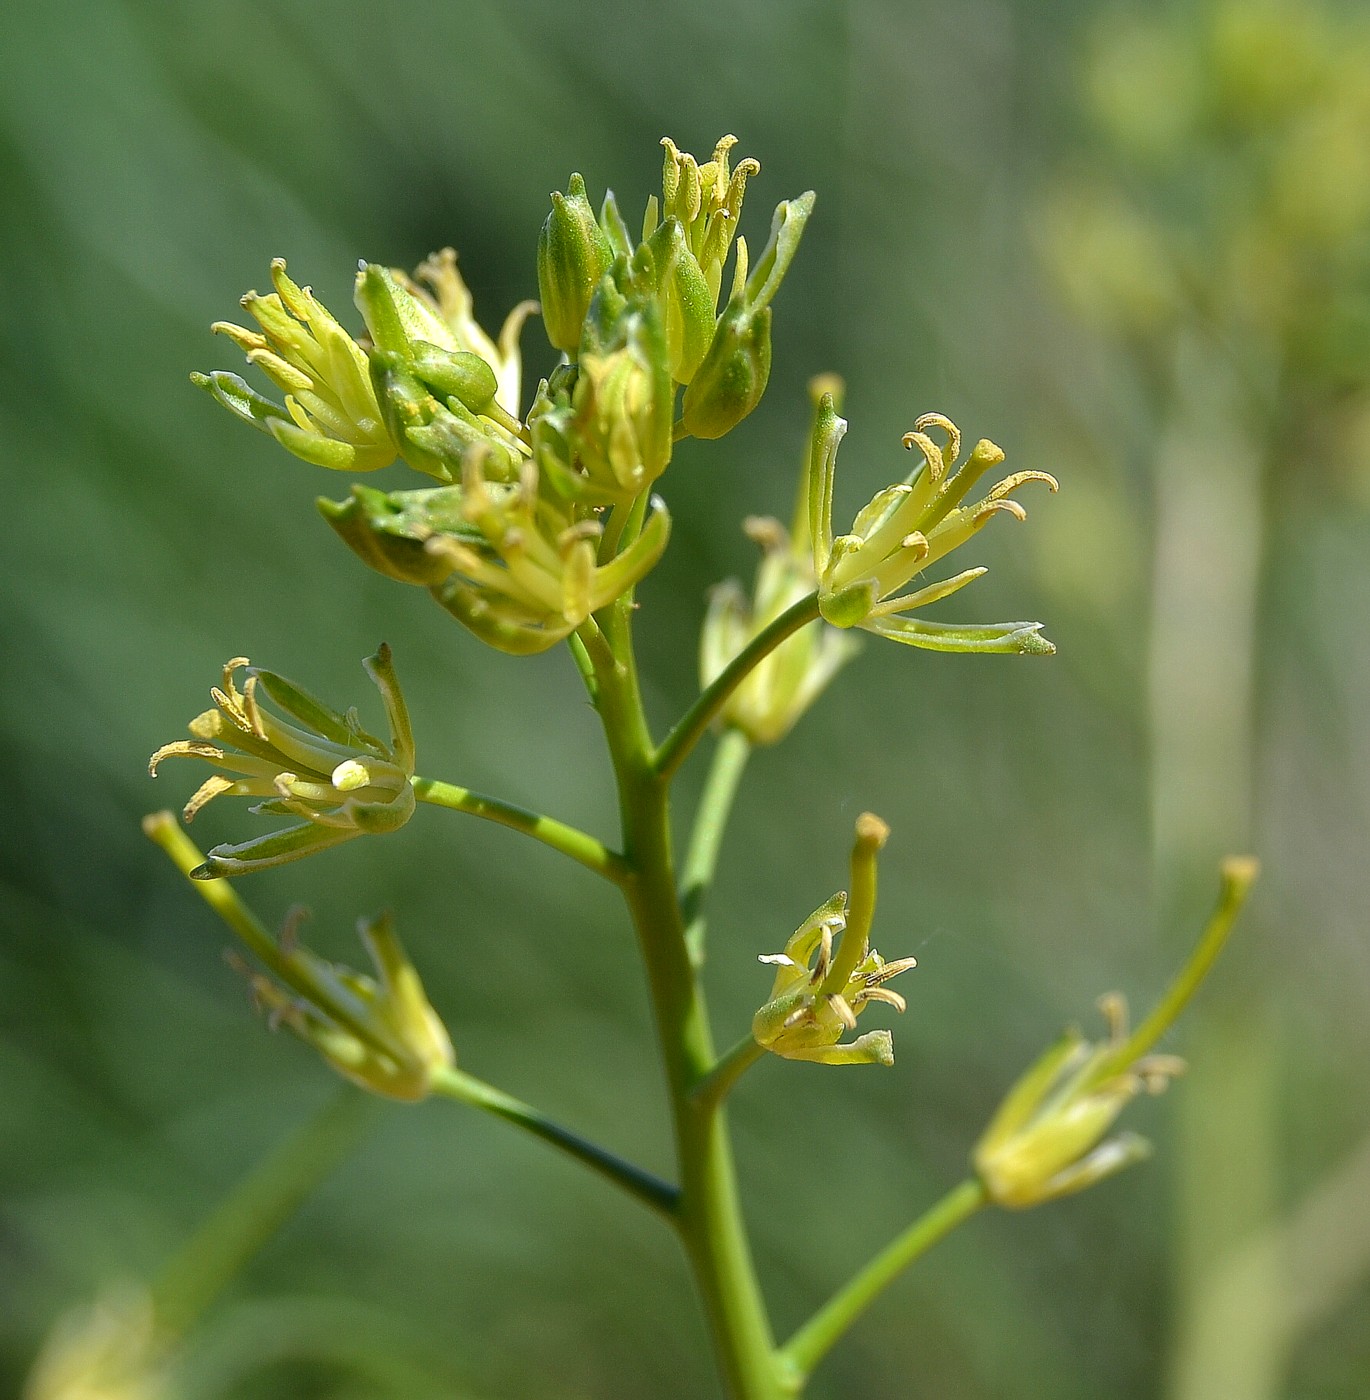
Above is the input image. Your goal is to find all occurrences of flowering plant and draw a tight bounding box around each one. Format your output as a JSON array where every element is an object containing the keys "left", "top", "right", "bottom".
[{"left": 28, "top": 135, "right": 1256, "bottom": 1400}]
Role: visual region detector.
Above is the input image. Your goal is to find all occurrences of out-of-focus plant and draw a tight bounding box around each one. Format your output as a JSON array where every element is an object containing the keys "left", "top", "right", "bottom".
[
  {"left": 21, "top": 134, "right": 1259, "bottom": 1400},
  {"left": 1037, "top": 5, "right": 1370, "bottom": 1398},
  {"left": 1039, "top": 0, "right": 1370, "bottom": 490}
]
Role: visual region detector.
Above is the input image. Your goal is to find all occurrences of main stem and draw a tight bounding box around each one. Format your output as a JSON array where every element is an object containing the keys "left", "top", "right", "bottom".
[{"left": 586, "top": 609, "right": 785, "bottom": 1400}]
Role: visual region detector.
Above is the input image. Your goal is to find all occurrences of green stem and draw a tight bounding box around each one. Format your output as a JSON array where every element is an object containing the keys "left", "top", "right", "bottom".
[
  {"left": 429, "top": 1065, "right": 678, "bottom": 1220},
  {"left": 152, "top": 1089, "right": 376, "bottom": 1342},
  {"left": 566, "top": 631, "right": 599, "bottom": 704},
  {"left": 1104, "top": 856, "right": 1258, "bottom": 1078},
  {"left": 681, "top": 728, "right": 752, "bottom": 967},
  {"left": 655, "top": 594, "right": 821, "bottom": 780},
  {"left": 587, "top": 602, "right": 786, "bottom": 1400},
  {"left": 778, "top": 1178, "right": 988, "bottom": 1385},
  {"left": 692, "top": 1036, "right": 766, "bottom": 1114},
  {"left": 143, "top": 812, "right": 290, "bottom": 973},
  {"left": 412, "top": 776, "right": 628, "bottom": 884},
  {"left": 144, "top": 813, "right": 410, "bottom": 1056}
]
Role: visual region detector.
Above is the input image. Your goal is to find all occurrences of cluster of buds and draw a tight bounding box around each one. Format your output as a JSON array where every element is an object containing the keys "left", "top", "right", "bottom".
[
  {"left": 752, "top": 814, "right": 916, "bottom": 1066},
  {"left": 536, "top": 135, "right": 813, "bottom": 449},
  {"left": 807, "top": 396, "right": 1058, "bottom": 654},
  {"left": 973, "top": 857, "right": 1258, "bottom": 1208},
  {"left": 700, "top": 379, "right": 859, "bottom": 745},
  {"left": 149, "top": 647, "right": 414, "bottom": 877},
  {"left": 194, "top": 137, "right": 818, "bottom": 661}
]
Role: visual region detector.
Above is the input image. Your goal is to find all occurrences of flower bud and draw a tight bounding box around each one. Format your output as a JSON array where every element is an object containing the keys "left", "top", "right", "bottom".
[
  {"left": 679, "top": 302, "right": 771, "bottom": 440},
  {"left": 538, "top": 173, "right": 614, "bottom": 354},
  {"left": 149, "top": 647, "right": 415, "bottom": 877}
]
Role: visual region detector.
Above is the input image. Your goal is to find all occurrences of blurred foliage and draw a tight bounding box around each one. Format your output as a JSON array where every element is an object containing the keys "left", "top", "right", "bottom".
[{"left": 4, "top": 1, "right": 1370, "bottom": 1397}]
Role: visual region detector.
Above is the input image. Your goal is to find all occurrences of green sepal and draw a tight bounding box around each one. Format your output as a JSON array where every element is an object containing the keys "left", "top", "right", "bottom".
[
  {"left": 408, "top": 342, "right": 500, "bottom": 415},
  {"left": 600, "top": 189, "right": 635, "bottom": 260},
  {"left": 191, "top": 370, "right": 292, "bottom": 435},
  {"left": 191, "top": 821, "right": 359, "bottom": 879},
  {"left": 863, "top": 615, "right": 1056, "bottom": 655},
  {"left": 744, "top": 192, "right": 815, "bottom": 312},
  {"left": 248, "top": 670, "right": 369, "bottom": 749},
  {"left": 318, "top": 484, "right": 474, "bottom": 587}
]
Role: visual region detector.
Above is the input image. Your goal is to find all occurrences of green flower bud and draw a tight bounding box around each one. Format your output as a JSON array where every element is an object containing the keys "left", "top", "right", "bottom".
[
  {"left": 678, "top": 301, "right": 771, "bottom": 439},
  {"left": 752, "top": 815, "right": 916, "bottom": 1067},
  {"left": 148, "top": 648, "right": 415, "bottom": 878},
  {"left": 539, "top": 173, "right": 614, "bottom": 354}
]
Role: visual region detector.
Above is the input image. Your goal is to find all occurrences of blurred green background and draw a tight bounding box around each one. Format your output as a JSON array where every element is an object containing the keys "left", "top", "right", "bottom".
[{"left": 5, "top": 0, "right": 1370, "bottom": 1396}]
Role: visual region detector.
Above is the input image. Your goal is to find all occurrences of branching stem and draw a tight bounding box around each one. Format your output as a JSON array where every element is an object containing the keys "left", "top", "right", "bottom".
[
  {"left": 655, "top": 594, "right": 821, "bottom": 780},
  {"left": 412, "top": 777, "right": 628, "bottom": 884},
  {"left": 429, "top": 1066, "right": 679, "bottom": 1220},
  {"left": 778, "top": 1178, "right": 988, "bottom": 1384}
]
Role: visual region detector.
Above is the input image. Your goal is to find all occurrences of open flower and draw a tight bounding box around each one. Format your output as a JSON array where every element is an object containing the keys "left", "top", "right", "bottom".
[
  {"left": 234, "top": 908, "right": 454, "bottom": 1103},
  {"left": 193, "top": 259, "right": 395, "bottom": 472},
  {"left": 973, "top": 857, "right": 1259, "bottom": 1208},
  {"left": 807, "top": 396, "right": 1057, "bottom": 653},
  {"left": 149, "top": 647, "right": 415, "bottom": 877},
  {"left": 972, "top": 995, "right": 1182, "bottom": 1209},
  {"left": 421, "top": 452, "right": 671, "bottom": 654},
  {"left": 752, "top": 814, "right": 916, "bottom": 1066}
]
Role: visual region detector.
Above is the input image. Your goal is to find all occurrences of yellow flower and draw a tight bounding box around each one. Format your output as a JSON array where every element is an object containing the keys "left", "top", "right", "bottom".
[
  {"left": 973, "top": 857, "right": 1259, "bottom": 1208},
  {"left": 752, "top": 814, "right": 916, "bottom": 1066},
  {"left": 193, "top": 259, "right": 395, "bottom": 472},
  {"left": 808, "top": 397, "right": 1057, "bottom": 653},
  {"left": 233, "top": 908, "right": 454, "bottom": 1103},
  {"left": 423, "top": 453, "right": 671, "bottom": 654},
  {"left": 149, "top": 647, "right": 414, "bottom": 877},
  {"left": 23, "top": 1287, "right": 162, "bottom": 1400}
]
